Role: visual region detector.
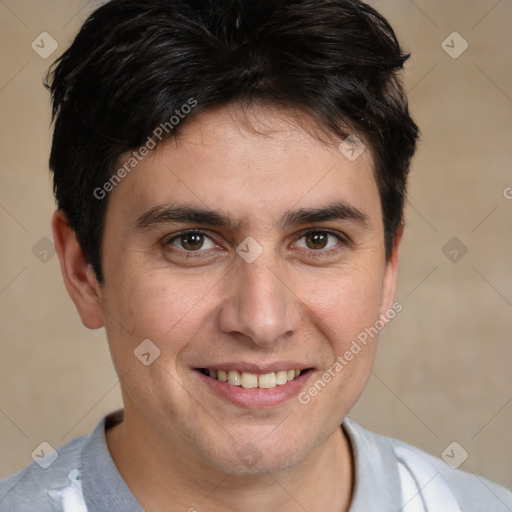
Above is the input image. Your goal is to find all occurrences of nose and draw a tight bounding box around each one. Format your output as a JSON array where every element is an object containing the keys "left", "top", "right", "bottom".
[{"left": 218, "top": 251, "right": 302, "bottom": 348}]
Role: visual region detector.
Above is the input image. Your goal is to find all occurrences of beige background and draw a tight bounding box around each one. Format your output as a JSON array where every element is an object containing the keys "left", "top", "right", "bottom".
[{"left": 0, "top": 0, "right": 511, "bottom": 490}]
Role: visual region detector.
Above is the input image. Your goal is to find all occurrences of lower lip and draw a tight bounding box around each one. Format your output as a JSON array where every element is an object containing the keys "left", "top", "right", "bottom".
[{"left": 194, "top": 370, "right": 313, "bottom": 408}]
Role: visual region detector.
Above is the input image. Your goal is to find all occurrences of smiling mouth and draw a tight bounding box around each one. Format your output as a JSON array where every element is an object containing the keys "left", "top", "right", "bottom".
[{"left": 197, "top": 368, "right": 312, "bottom": 389}]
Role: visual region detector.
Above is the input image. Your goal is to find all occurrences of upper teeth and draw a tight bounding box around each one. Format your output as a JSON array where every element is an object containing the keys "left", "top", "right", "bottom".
[{"left": 205, "top": 369, "right": 302, "bottom": 389}]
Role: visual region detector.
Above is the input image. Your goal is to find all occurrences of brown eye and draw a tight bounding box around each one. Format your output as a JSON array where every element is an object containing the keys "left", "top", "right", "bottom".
[
  {"left": 295, "top": 230, "right": 341, "bottom": 251},
  {"left": 305, "top": 232, "right": 330, "bottom": 250},
  {"left": 167, "top": 231, "right": 216, "bottom": 252},
  {"left": 179, "top": 233, "right": 205, "bottom": 250}
]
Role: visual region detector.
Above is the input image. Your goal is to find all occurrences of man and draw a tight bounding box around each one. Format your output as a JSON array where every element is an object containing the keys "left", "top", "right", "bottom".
[{"left": 1, "top": 0, "right": 510, "bottom": 510}]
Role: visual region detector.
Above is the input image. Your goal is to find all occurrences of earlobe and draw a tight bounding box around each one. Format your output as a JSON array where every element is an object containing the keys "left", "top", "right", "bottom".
[{"left": 51, "top": 210, "right": 105, "bottom": 329}]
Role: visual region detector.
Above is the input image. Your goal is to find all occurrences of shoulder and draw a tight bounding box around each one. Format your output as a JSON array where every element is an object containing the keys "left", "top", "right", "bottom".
[
  {"left": 396, "top": 440, "right": 511, "bottom": 509},
  {"left": 343, "top": 417, "right": 512, "bottom": 511},
  {"left": 0, "top": 433, "right": 90, "bottom": 511}
]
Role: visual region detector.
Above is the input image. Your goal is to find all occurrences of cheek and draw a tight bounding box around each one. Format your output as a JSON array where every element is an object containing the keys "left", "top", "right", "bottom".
[
  {"left": 102, "top": 268, "right": 216, "bottom": 365},
  {"left": 100, "top": 271, "right": 215, "bottom": 411},
  {"left": 304, "top": 263, "right": 385, "bottom": 351},
  {"left": 296, "top": 272, "right": 382, "bottom": 420}
]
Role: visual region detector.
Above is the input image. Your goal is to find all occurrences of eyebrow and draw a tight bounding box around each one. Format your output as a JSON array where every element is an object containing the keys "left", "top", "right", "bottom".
[{"left": 134, "top": 201, "right": 370, "bottom": 231}]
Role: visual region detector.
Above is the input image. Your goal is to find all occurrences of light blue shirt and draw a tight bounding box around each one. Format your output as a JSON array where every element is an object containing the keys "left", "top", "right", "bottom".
[{"left": 1, "top": 410, "right": 510, "bottom": 511}]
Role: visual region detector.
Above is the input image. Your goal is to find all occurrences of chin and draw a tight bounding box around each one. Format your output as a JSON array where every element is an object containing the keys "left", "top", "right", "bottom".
[{"left": 203, "top": 438, "right": 307, "bottom": 476}]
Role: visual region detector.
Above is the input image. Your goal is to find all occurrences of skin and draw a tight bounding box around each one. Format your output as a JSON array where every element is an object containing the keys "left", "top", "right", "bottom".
[{"left": 52, "top": 104, "right": 402, "bottom": 511}]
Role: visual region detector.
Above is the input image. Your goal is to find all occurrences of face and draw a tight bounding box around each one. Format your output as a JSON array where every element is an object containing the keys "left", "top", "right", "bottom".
[{"left": 81, "top": 106, "right": 399, "bottom": 474}]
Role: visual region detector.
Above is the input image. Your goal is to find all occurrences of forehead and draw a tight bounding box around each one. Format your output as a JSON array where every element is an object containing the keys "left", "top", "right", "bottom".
[{"left": 107, "top": 105, "right": 381, "bottom": 230}]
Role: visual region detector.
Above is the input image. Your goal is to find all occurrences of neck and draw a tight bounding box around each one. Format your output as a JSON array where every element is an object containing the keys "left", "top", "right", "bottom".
[{"left": 106, "top": 411, "right": 354, "bottom": 512}]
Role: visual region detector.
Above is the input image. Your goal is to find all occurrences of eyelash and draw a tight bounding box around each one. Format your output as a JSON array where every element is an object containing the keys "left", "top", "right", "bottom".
[{"left": 163, "top": 228, "right": 348, "bottom": 260}]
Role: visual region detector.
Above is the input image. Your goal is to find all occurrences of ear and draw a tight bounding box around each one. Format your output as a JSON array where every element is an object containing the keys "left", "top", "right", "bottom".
[
  {"left": 52, "top": 210, "right": 105, "bottom": 329},
  {"left": 380, "top": 222, "right": 404, "bottom": 319}
]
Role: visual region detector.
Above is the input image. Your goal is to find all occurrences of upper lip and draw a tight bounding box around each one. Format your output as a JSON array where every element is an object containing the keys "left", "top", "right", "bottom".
[{"left": 195, "top": 361, "right": 313, "bottom": 373}]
